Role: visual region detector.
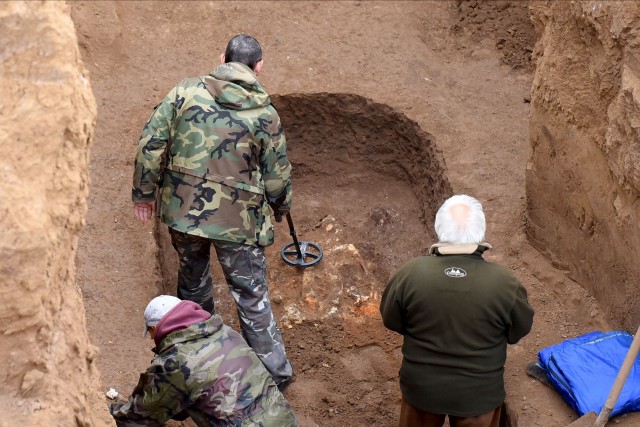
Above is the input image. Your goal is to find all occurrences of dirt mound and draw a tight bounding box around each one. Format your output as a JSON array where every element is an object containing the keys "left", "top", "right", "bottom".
[{"left": 0, "top": 2, "right": 108, "bottom": 426}]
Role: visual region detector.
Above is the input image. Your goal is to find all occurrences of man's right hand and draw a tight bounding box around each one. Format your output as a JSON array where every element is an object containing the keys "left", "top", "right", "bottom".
[
  {"left": 270, "top": 205, "right": 289, "bottom": 223},
  {"left": 267, "top": 190, "right": 289, "bottom": 222},
  {"left": 134, "top": 202, "right": 155, "bottom": 223},
  {"left": 273, "top": 211, "right": 283, "bottom": 223}
]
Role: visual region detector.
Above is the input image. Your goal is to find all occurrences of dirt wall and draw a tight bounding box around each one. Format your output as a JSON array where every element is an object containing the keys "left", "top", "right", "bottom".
[
  {"left": 454, "top": 0, "right": 536, "bottom": 72},
  {"left": 0, "top": 2, "right": 110, "bottom": 426},
  {"left": 526, "top": 1, "right": 640, "bottom": 329}
]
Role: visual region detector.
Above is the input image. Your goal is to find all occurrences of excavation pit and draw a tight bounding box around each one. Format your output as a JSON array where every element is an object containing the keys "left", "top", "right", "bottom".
[
  {"left": 157, "top": 92, "right": 452, "bottom": 325},
  {"left": 154, "top": 93, "right": 455, "bottom": 425}
]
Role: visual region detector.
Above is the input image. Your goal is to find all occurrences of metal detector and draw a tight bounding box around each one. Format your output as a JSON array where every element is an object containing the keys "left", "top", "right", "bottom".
[{"left": 280, "top": 213, "right": 323, "bottom": 268}]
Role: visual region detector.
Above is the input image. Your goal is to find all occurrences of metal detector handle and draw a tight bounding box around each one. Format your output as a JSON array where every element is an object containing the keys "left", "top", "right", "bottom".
[
  {"left": 595, "top": 325, "right": 640, "bottom": 427},
  {"left": 272, "top": 208, "right": 290, "bottom": 223},
  {"left": 285, "top": 213, "right": 303, "bottom": 258}
]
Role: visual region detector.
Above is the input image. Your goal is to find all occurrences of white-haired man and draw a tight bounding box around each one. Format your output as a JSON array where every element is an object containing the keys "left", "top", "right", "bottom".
[{"left": 380, "top": 195, "right": 534, "bottom": 427}]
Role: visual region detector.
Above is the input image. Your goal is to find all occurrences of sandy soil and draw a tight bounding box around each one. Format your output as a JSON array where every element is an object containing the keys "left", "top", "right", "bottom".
[{"left": 69, "top": 1, "right": 640, "bottom": 426}]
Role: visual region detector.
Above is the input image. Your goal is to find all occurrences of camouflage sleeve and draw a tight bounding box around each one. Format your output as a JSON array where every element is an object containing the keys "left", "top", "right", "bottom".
[
  {"left": 131, "top": 86, "right": 178, "bottom": 203},
  {"left": 260, "top": 108, "right": 292, "bottom": 210},
  {"left": 109, "top": 360, "right": 191, "bottom": 426}
]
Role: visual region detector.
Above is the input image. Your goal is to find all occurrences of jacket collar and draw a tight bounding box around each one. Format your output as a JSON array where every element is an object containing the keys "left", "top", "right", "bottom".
[
  {"left": 154, "top": 314, "right": 224, "bottom": 354},
  {"left": 429, "top": 242, "right": 492, "bottom": 256}
]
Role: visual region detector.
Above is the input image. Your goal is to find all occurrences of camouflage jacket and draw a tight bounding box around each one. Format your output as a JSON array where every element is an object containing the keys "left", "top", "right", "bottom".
[
  {"left": 132, "top": 62, "right": 292, "bottom": 246},
  {"left": 109, "top": 314, "right": 298, "bottom": 427}
]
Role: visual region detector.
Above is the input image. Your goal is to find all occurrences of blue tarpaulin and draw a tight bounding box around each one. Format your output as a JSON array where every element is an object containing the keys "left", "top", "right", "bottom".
[{"left": 538, "top": 331, "right": 640, "bottom": 417}]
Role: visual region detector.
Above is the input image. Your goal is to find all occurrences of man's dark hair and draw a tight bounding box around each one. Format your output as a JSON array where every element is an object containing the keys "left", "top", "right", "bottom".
[{"left": 224, "top": 34, "right": 263, "bottom": 70}]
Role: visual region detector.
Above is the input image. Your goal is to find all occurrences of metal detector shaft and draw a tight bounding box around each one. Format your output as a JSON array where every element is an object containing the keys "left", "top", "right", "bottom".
[{"left": 285, "top": 213, "right": 303, "bottom": 258}]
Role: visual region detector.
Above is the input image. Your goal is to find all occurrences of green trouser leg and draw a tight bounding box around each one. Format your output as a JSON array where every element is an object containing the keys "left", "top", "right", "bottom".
[
  {"left": 169, "top": 229, "right": 293, "bottom": 383},
  {"left": 213, "top": 240, "right": 293, "bottom": 384},
  {"left": 169, "top": 229, "right": 215, "bottom": 314}
]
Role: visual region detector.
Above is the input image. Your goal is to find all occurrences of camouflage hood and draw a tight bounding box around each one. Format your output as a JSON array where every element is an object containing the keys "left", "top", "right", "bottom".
[
  {"left": 155, "top": 308, "right": 223, "bottom": 353},
  {"left": 202, "top": 62, "right": 271, "bottom": 110}
]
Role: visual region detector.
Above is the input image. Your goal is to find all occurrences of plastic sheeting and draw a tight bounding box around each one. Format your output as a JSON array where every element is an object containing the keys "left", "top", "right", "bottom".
[{"left": 538, "top": 331, "right": 640, "bottom": 417}]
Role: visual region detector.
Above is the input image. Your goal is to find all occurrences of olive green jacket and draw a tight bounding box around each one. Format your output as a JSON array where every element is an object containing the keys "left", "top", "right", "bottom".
[{"left": 380, "top": 243, "right": 534, "bottom": 416}]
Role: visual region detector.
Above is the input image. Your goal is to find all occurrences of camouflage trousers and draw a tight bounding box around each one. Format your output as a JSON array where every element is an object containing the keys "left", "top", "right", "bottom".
[{"left": 169, "top": 229, "right": 293, "bottom": 384}]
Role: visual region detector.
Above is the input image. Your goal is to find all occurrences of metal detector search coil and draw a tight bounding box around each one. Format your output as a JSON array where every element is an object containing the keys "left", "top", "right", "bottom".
[{"left": 280, "top": 213, "right": 323, "bottom": 268}]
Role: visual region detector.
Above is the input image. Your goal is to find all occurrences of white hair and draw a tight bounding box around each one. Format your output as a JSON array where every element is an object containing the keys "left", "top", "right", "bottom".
[{"left": 434, "top": 194, "right": 486, "bottom": 245}]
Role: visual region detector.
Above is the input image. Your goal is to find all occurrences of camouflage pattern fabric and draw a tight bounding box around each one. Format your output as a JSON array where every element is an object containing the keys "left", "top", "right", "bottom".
[
  {"left": 171, "top": 228, "right": 215, "bottom": 314},
  {"left": 132, "top": 62, "right": 292, "bottom": 247},
  {"left": 109, "top": 314, "right": 298, "bottom": 427},
  {"left": 170, "top": 229, "right": 293, "bottom": 383}
]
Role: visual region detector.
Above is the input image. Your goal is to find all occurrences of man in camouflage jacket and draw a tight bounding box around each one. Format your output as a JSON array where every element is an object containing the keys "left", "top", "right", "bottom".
[
  {"left": 110, "top": 295, "right": 298, "bottom": 426},
  {"left": 132, "top": 35, "right": 293, "bottom": 385}
]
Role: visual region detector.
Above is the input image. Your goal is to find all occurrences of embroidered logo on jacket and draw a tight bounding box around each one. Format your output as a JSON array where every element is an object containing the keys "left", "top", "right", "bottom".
[{"left": 444, "top": 267, "right": 467, "bottom": 278}]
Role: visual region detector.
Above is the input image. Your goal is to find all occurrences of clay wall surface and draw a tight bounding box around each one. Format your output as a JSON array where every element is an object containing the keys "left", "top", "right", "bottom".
[
  {"left": 527, "top": 1, "right": 640, "bottom": 328},
  {"left": 0, "top": 2, "right": 110, "bottom": 426}
]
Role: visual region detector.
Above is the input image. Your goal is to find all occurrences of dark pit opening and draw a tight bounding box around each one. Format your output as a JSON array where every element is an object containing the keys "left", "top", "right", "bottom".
[{"left": 275, "top": 92, "right": 452, "bottom": 235}]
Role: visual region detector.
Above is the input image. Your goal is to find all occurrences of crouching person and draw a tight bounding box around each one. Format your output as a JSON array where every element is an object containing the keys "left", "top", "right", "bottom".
[{"left": 109, "top": 295, "right": 298, "bottom": 427}]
